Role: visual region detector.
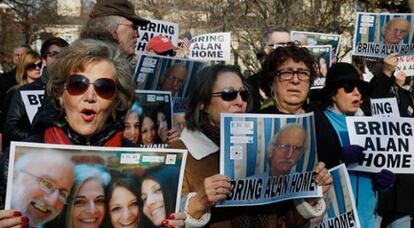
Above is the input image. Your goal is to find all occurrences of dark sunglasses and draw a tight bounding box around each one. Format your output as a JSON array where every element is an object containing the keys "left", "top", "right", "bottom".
[
  {"left": 212, "top": 88, "right": 249, "bottom": 102},
  {"left": 342, "top": 82, "right": 365, "bottom": 94},
  {"left": 64, "top": 74, "right": 117, "bottom": 99},
  {"left": 27, "top": 62, "right": 42, "bottom": 70}
]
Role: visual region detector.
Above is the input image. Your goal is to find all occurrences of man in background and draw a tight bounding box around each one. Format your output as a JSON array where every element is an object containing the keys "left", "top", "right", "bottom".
[{"left": 247, "top": 27, "right": 290, "bottom": 111}]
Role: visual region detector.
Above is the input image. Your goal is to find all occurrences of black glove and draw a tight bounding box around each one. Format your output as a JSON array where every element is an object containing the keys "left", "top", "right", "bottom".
[{"left": 341, "top": 145, "right": 365, "bottom": 165}]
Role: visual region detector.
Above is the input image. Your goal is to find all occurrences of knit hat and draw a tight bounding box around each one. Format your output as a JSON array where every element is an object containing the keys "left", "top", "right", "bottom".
[{"left": 90, "top": 0, "right": 149, "bottom": 26}]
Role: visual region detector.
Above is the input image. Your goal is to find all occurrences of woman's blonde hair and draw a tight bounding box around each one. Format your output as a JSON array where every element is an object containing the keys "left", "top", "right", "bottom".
[{"left": 15, "top": 50, "right": 41, "bottom": 86}]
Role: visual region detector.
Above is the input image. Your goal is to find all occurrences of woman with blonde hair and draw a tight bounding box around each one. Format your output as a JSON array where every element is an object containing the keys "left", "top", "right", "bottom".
[
  {"left": 15, "top": 50, "right": 42, "bottom": 86},
  {"left": 0, "top": 50, "right": 42, "bottom": 148}
]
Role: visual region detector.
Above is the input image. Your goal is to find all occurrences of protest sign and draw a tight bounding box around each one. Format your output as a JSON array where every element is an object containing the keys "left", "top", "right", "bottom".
[
  {"left": 291, "top": 31, "right": 341, "bottom": 56},
  {"left": 122, "top": 90, "right": 173, "bottom": 147},
  {"left": 134, "top": 53, "right": 207, "bottom": 112},
  {"left": 136, "top": 19, "right": 179, "bottom": 52},
  {"left": 346, "top": 116, "right": 414, "bottom": 173},
  {"left": 304, "top": 45, "right": 332, "bottom": 89},
  {"left": 395, "top": 55, "right": 414, "bottom": 77},
  {"left": 218, "top": 113, "right": 322, "bottom": 207},
  {"left": 352, "top": 12, "right": 414, "bottom": 58},
  {"left": 20, "top": 90, "right": 44, "bottom": 123},
  {"left": 370, "top": 97, "right": 400, "bottom": 117},
  {"left": 5, "top": 142, "right": 187, "bottom": 227},
  {"left": 189, "top": 32, "right": 231, "bottom": 61},
  {"left": 313, "top": 164, "right": 361, "bottom": 228}
]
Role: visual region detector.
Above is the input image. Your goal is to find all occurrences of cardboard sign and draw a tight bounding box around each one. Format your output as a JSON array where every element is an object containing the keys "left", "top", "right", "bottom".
[
  {"left": 218, "top": 113, "right": 322, "bottom": 207},
  {"left": 5, "top": 142, "right": 187, "bottom": 227},
  {"left": 313, "top": 164, "right": 361, "bottom": 228},
  {"left": 189, "top": 32, "right": 231, "bottom": 61},
  {"left": 346, "top": 116, "right": 414, "bottom": 173},
  {"left": 370, "top": 97, "right": 400, "bottom": 117},
  {"left": 137, "top": 19, "right": 179, "bottom": 52},
  {"left": 353, "top": 12, "right": 414, "bottom": 58}
]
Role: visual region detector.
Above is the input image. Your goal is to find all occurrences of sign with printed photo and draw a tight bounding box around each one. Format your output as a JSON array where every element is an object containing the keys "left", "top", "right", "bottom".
[
  {"left": 352, "top": 12, "right": 414, "bottom": 58},
  {"left": 5, "top": 142, "right": 187, "bottom": 228},
  {"left": 134, "top": 53, "right": 207, "bottom": 112},
  {"left": 218, "top": 113, "right": 322, "bottom": 207},
  {"left": 313, "top": 164, "right": 361, "bottom": 228},
  {"left": 291, "top": 31, "right": 341, "bottom": 56},
  {"left": 122, "top": 90, "right": 173, "bottom": 147},
  {"left": 304, "top": 45, "right": 332, "bottom": 89}
]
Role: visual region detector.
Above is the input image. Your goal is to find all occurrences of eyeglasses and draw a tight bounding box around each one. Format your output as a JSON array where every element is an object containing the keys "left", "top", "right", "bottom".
[
  {"left": 211, "top": 88, "right": 249, "bottom": 102},
  {"left": 64, "top": 74, "right": 117, "bottom": 99},
  {"left": 165, "top": 75, "right": 185, "bottom": 85},
  {"left": 27, "top": 62, "right": 42, "bottom": 71},
  {"left": 118, "top": 23, "right": 139, "bottom": 31},
  {"left": 20, "top": 170, "right": 69, "bottom": 204},
  {"left": 275, "top": 68, "right": 311, "bottom": 82},
  {"left": 388, "top": 27, "right": 408, "bottom": 35},
  {"left": 342, "top": 82, "right": 365, "bottom": 94},
  {"left": 46, "top": 51, "right": 60, "bottom": 58},
  {"left": 274, "top": 144, "right": 305, "bottom": 154}
]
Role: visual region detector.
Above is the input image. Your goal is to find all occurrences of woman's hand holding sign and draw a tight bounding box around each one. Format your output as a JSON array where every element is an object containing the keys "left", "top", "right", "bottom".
[
  {"left": 314, "top": 162, "right": 333, "bottom": 195},
  {"left": 187, "top": 174, "right": 231, "bottom": 219}
]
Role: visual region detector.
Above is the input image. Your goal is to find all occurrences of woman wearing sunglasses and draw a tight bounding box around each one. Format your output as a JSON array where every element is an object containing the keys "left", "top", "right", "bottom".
[
  {"left": 44, "top": 164, "right": 111, "bottom": 228},
  {"left": 316, "top": 62, "right": 395, "bottom": 227},
  {"left": 168, "top": 64, "right": 330, "bottom": 227},
  {"left": 0, "top": 39, "right": 135, "bottom": 227},
  {"left": 0, "top": 50, "right": 42, "bottom": 148}
]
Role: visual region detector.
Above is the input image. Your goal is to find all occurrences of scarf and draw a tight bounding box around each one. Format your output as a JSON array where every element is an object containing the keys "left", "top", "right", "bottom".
[
  {"left": 44, "top": 127, "right": 124, "bottom": 147},
  {"left": 200, "top": 121, "right": 220, "bottom": 146}
]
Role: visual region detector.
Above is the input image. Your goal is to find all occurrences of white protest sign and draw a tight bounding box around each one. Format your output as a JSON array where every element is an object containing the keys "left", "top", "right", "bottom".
[
  {"left": 370, "top": 97, "right": 400, "bottom": 117},
  {"left": 20, "top": 90, "right": 44, "bottom": 123},
  {"left": 346, "top": 116, "right": 414, "bottom": 173},
  {"left": 395, "top": 55, "right": 414, "bottom": 77},
  {"left": 189, "top": 32, "right": 231, "bottom": 61},
  {"left": 137, "top": 19, "right": 179, "bottom": 52}
]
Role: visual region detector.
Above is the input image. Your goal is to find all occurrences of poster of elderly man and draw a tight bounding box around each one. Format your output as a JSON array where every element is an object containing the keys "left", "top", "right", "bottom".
[
  {"left": 218, "top": 113, "right": 322, "bottom": 207},
  {"left": 312, "top": 164, "right": 361, "bottom": 228},
  {"left": 353, "top": 12, "right": 414, "bottom": 58},
  {"left": 134, "top": 53, "right": 207, "bottom": 112},
  {"left": 5, "top": 142, "right": 187, "bottom": 228}
]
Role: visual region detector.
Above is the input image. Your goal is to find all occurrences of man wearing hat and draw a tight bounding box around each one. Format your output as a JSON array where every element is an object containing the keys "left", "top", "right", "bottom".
[{"left": 81, "top": 0, "right": 150, "bottom": 56}]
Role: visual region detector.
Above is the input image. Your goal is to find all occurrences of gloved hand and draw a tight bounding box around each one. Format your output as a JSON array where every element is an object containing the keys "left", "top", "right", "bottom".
[
  {"left": 373, "top": 169, "right": 396, "bottom": 191},
  {"left": 341, "top": 145, "right": 365, "bottom": 165}
]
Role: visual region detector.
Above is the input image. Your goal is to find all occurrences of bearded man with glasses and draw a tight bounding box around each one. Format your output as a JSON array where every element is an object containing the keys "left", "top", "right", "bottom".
[
  {"left": 268, "top": 124, "right": 307, "bottom": 177},
  {"left": 9, "top": 151, "right": 74, "bottom": 227}
]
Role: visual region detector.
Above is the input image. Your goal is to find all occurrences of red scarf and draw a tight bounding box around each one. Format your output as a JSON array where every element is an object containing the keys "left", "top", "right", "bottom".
[{"left": 44, "top": 127, "right": 124, "bottom": 147}]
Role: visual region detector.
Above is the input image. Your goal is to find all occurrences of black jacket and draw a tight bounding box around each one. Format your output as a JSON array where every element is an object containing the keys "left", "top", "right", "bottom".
[
  {"left": 1, "top": 79, "right": 46, "bottom": 150},
  {"left": 366, "top": 71, "right": 414, "bottom": 117},
  {"left": 0, "top": 68, "right": 17, "bottom": 109}
]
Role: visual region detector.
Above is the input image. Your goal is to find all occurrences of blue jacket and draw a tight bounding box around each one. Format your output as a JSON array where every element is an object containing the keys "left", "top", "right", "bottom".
[{"left": 324, "top": 108, "right": 376, "bottom": 228}]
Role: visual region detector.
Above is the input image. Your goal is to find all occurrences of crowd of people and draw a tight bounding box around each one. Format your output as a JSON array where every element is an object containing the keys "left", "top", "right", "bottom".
[{"left": 0, "top": 0, "right": 412, "bottom": 227}]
